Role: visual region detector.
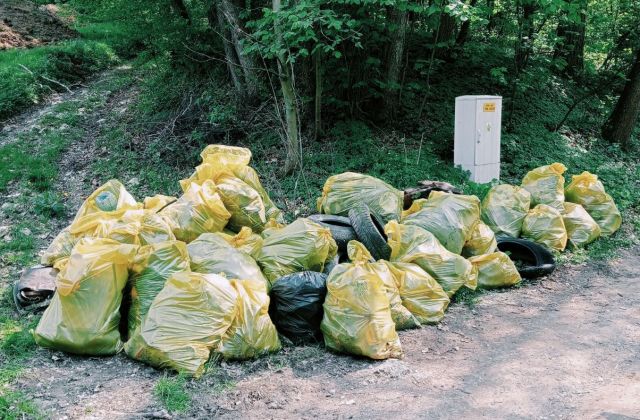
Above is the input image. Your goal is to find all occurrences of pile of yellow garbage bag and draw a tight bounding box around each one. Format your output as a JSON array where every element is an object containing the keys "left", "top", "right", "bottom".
[{"left": 33, "top": 146, "right": 622, "bottom": 370}]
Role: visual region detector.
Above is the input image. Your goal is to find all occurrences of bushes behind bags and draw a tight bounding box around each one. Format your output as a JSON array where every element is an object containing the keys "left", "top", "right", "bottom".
[
  {"left": 388, "top": 262, "right": 450, "bottom": 324},
  {"left": 217, "top": 279, "right": 281, "bottom": 360},
  {"left": 321, "top": 241, "right": 403, "bottom": 360},
  {"left": 562, "top": 202, "right": 601, "bottom": 248},
  {"left": 402, "top": 192, "right": 480, "bottom": 255},
  {"left": 258, "top": 218, "right": 338, "bottom": 285},
  {"left": 521, "top": 163, "right": 567, "bottom": 212},
  {"left": 124, "top": 272, "right": 238, "bottom": 377},
  {"left": 385, "top": 221, "right": 475, "bottom": 297},
  {"left": 469, "top": 252, "right": 521, "bottom": 289},
  {"left": 34, "top": 238, "right": 138, "bottom": 355},
  {"left": 160, "top": 180, "right": 231, "bottom": 243},
  {"left": 317, "top": 172, "right": 404, "bottom": 223},
  {"left": 565, "top": 171, "right": 622, "bottom": 236},
  {"left": 481, "top": 184, "right": 531, "bottom": 238},
  {"left": 187, "top": 233, "right": 268, "bottom": 290},
  {"left": 128, "top": 241, "right": 190, "bottom": 336},
  {"left": 521, "top": 204, "right": 568, "bottom": 251},
  {"left": 269, "top": 271, "right": 327, "bottom": 344}
]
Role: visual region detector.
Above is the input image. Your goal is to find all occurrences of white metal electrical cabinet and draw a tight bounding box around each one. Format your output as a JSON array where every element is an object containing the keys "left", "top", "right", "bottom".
[{"left": 454, "top": 95, "right": 502, "bottom": 183}]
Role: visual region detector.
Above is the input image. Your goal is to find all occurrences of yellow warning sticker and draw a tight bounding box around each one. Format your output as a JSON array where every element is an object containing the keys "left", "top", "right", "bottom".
[{"left": 483, "top": 102, "right": 496, "bottom": 112}]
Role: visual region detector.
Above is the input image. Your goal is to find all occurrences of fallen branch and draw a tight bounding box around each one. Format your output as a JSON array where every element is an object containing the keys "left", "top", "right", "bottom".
[{"left": 18, "top": 64, "right": 72, "bottom": 93}]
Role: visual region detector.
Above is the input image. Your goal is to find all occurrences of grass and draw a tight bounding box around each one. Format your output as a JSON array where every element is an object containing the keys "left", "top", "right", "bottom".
[
  {"left": 154, "top": 373, "right": 192, "bottom": 413},
  {"left": 0, "top": 390, "right": 43, "bottom": 420},
  {"left": 0, "top": 39, "right": 118, "bottom": 121}
]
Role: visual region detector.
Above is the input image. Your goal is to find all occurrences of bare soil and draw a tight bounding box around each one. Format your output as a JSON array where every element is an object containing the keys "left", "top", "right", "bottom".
[
  {"left": 0, "top": 0, "right": 75, "bottom": 50},
  {"left": 2, "top": 70, "right": 640, "bottom": 419}
]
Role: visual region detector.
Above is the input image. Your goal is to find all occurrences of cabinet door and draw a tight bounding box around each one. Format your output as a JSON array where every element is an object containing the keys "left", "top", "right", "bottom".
[{"left": 474, "top": 99, "right": 501, "bottom": 165}]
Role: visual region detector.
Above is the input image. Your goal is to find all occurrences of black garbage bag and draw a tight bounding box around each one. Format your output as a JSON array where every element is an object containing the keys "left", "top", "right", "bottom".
[{"left": 268, "top": 271, "right": 327, "bottom": 344}]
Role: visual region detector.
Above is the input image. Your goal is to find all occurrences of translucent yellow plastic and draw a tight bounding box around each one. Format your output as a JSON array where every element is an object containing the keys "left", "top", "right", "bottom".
[
  {"left": 124, "top": 272, "right": 238, "bottom": 377},
  {"left": 257, "top": 218, "right": 337, "bottom": 285},
  {"left": 469, "top": 252, "right": 521, "bottom": 289},
  {"left": 41, "top": 228, "right": 79, "bottom": 268},
  {"left": 462, "top": 221, "right": 497, "bottom": 257},
  {"left": 562, "top": 202, "right": 601, "bottom": 247},
  {"left": 401, "top": 192, "right": 481, "bottom": 254},
  {"left": 93, "top": 218, "right": 141, "bottom": 245},
  {"left": 187, "top": 233, "right": 269, "bottom": 290},
  {"left": 316, "top": 172, "right": 404, "bottom": 223},
  {"left": 388, "top": 262, "right": 450, "bottom": 324},
  {"left": 34, "top": 238, "right": 138, "bottom": 355},
  {"left": 217, "top": 278, "right": 281, "bottom": 360},
  {"left": 385, "top": 221, "right": 475, "bottom": 297},
  {"left": 521, "top": 163, "right": 567, "bottom": 211},
  {"left": 160, "top": 180, "right": 231, "bottom": 243},
  {"left": 321, "top": 241, "right": 403, "bottom": 360},
  {"left": 138, "top": 212, "right": 176, "bottom": 245},
  {"left": 216, "top": 227, "right": 263, "bottom": 259},
  {"left": 143, "top": 195, "right": 177, "bottom": 212},
  {"left": 68, "top": 180, "right": 141, "bottom": 237},
  {"left": 565, "top": 171, "right": 621, "bottom": 236},
  {"left": 232, "top": 165, "right": 284, "bottom": 224},
  {"left": 481, "top": 184, "right": 532, "bottom": 237},
  {"left": 200, "top": 144, "right": 252, "bottom": 167},
  {"left": 521, "top": 204, "right": 568, "bottom": 251},
  {"left": 128, "top": 241, "right": 191, "bottom": 336}
]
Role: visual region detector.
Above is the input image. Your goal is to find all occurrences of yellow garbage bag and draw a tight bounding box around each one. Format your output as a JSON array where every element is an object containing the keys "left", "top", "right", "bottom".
[
  {"left": 68, "top": 180, "right": 142, "bottom": 236},
  {"left": 385, "top": 221, "right": 475, "bottom": 297},
  {"left": 217, "top": 227, "right": 263, "bottom": 259},
  {"left": 562, "top": 202, "right": 601, "bottom": 248},
  {"left": 138, "top": 212, "right": 176, "bottom": 245},
  {"left": 217, "top": 278, "right": 281, "bottom": 360},
  {"left": 257, "top": 218, "right": 338, "bottom": 285},
  {"left": 320, "top": 241, "right": 403, "bottom": 360},
  {"left": 480, "top": 184, "right": 531, "bottom": 237},
  {"left": 194, "top": 144, "right": 285, "bottom": 224},
  {"left": 462, "top": 221, "right": 497, "bottom": 257},
  {"left": 124, "top": 272, "right": 238, "bottom": 377},
  {"left": 565, "top": 171, "right": 622, "bottom": 235},
  {"left": 40, "top": 228, "right": 80, "bottom": 268},
  {"left": 34, "top": 238, "right": 138, "bottom": 355},
  {"left": 401, "top": 192, "right": 481, "bottom": 254},
  {"left": 469, "top": 252, "right": 521, "bottom": 289},
  {"left": 93, "top": 217, "right": 141, "bottom": 245},
  {"left": 187, "top": 233, "right": 268, "bottom": 290},
  {"left": 180, "top": 165, "right": 268, "bottom": 233},
  {"left": 388, "top": 262, "right": 450, "bottom": 325},
  {"left": 128, "top": 241, "right": 191, "bottom": 336},
  {"left": 521, "top": 204, "right": 568, "bottom": 251},
  {"left": 317, "top": 172, "right": 404, "bottom": 223},
  {"left": 160, "top": 180, "right": 231, "bottom": 243},
  {"left": 521, "top": 163, "right": 567, "bottom": 211},
  {"left": 143, "top": 195, "right": 177, "bottom": 212}
]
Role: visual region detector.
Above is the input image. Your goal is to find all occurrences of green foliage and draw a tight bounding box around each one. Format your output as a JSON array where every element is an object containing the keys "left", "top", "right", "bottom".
[
  {"left": 0, "top": 40, "right": 117, "bottom": 120},
  {"left": 0, "top": 391, "right": 42, "bottom": 420},
  {"left": 35, "top": 192, "right": 66, "bottom": 219},
  {"left": 154, "top": 374, "right": 191, "bottom": 413}
]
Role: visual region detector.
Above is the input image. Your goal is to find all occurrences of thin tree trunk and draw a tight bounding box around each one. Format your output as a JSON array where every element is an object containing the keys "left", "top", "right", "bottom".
[
  {"left": 436, "top": 13, "right": 456, "bottom": 58},
  {"left": 384, "top": 8, "right": 409, "bottom": 116},
  {"left": 456, "top": 0, "right": 478, "bottom": 48},
  {"left": 273, "top": 0, "right": 301, "bottom": 173},
  {"left": 553, "top": 0, "right": 586, "bottom": 74},
  {"left": 218, "top": 0, "right": 259, "bottom": 99},
  {"left": 514, "top": 2, "right": 536, "bottom": 72},
  {"left": 208, "top": 5, "right": 245, "bottom": 97},
  {"left": 602, "top": 49, "right": 640, "bottom": 150},
  {"left": 314, "top": 51, "right": 322, "bottom": 140}
]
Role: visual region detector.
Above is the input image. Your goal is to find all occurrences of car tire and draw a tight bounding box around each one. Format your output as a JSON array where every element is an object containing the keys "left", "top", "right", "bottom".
[
  {"left": 308, "top": 214, "right": 357, "bottom": 254},
  {"left": 348, "top": 204, "right": 392, "bottom": 261},
  {"left": 496, "top": 237, "right": 556, "bottom": 279}
]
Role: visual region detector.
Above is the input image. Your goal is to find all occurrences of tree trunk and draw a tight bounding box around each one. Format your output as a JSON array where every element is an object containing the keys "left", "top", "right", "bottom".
[
  {"left": 314, "top": 51, "right": 322, "bottom": 140},
  {"left": 171, "top": 0, "right": 191, "bottom": 24},
  {"left": 514, "top": 2, "right": 536, "bottom": 72},
  {"left": 217, "top": 0, "right": 259, "bottom": 99},
  {"left": 273, "top": 0, "right": 301, "bottom": 173},
  {"left": 455, "top": 0, "right": 478, "bottom": 48},
  {"left": 436, "top": 12, "right": 456, "bottom": 58},
  {"left": 553, "top": 0, "right": 586, "bottom": 74},
  {"left": 208, "top": 5, "right": 245, "bottom": 98},
  {"left": 602, "top": 49, "right": 640, "bottom": 150},
  {"left": 384, "top": 8, "right": 409, "bottom": 116}
]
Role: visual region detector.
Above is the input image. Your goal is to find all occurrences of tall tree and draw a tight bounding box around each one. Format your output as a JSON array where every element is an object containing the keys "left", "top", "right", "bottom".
[
  {"left": 553, "top": 0, "right": 587, "bottom": 74},
  {"left": 602, "top": 48, "right": 640, "bottom": 150},
  {"left": 384, "top": 6, "right": 410, "bottom": 115}
]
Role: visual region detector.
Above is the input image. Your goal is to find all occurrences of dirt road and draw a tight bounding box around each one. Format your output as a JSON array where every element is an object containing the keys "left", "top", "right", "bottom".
[{"left": 11, "top": 246, "right": 639, "bottom": 419}]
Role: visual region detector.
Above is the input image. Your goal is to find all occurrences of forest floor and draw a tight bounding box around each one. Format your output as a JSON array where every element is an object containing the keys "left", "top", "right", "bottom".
[
  {"left": 1, "top": 69, "right": 639, "bottom": 420},
  {"left": 0, "top": 0, "right": 75, "bottom": 49}
]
